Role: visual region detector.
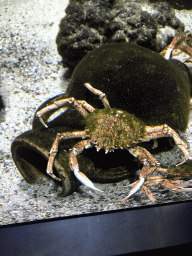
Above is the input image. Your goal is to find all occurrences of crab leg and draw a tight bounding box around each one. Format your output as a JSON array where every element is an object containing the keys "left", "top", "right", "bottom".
[
  {"left": 37, "top": 83, "right": 109, "bottom": 128},
  {"left": 122, "top": 146, "right": 160, "bottom": 203},
  {"left": 36, "top": 97, "right": 89, "bottom": 128},
  {"left": 144, "top": 124, "right": 191, "bottom": 165},
  {"left": 47, "top": 131, "right": 89, "bottom": 180},
  {"left": 69, "top": 140, "right": 103, "bottom": 192},
  {"left": 77, "top": 100, "right": 95, "bottom": 113},
  {"left": 84, "top": 83, "right": 111, "bottom": 109},
  {"left": 174, "top": 32, "right": 192, "bottom": 61},
  {"left": 163, "top": 32, "right": 191, "bottom": 60}
]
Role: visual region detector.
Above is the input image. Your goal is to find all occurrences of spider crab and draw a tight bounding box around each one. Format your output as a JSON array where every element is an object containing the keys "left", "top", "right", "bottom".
[
  {"left": 160, "top": 31, "right": 192, "bottom": 63},
  {"left": 36, "top": 82, "right": 191, "bottom": 202}
]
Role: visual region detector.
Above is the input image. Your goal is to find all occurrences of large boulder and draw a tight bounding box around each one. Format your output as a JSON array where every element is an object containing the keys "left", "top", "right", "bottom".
[{"left": 56, "top": 0, "right": 184, "bottom": 69}]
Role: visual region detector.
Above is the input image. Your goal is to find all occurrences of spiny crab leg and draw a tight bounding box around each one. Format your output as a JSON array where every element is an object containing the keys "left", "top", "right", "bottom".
[
  {"left": 84, "top": 83, "right": 111, "bottom": 108},
  {"left": 122, "top": 147, "right": 160, "bottom": 203},
  {"left": 77, "top": 100, "right": 95, "bottom": 113},
  {"left": 163, "top": 32, "right": 191, "bottom": 60},
  {"left": 36, "top": 82, "right": 108, "bottom": 128},
  {"left": 160, "top": 32, "right": 192, "bottom": 62},
  {"left": 144, "top": 124, "right": 191, "bottom": 165},
  {"left": 47, "top": 130, "right": 103, "bottom": 193},
  {"left": 69, "top": 140, "right": 103, "bottom": 193},
  {"left": 47, "top": 131, "right": 88, "bottom": 180},
  {"left": 122, "top": 124, "right": 191, "bottom": 202},
  {"left": 36, "top": 97, "right": 90, "bottom": 128}
]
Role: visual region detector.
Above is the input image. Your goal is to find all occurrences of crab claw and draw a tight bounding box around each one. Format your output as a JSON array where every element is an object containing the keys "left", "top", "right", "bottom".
[
  {"left": 122, "top": 177, "right": 145, "bottom": 203},
  {"left": 74, "top": 169, "right": 103, "bottom": 193}
]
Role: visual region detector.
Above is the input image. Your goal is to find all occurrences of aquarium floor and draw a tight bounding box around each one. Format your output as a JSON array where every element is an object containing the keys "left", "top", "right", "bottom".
[{"left": 1, "top": 0, "right": 192, "bottom": 225}]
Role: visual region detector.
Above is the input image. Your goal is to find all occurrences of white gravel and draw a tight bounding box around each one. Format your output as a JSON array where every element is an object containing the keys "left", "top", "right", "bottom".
[{"left": 1, "top": 0, "right": 192, "bottom": 225}]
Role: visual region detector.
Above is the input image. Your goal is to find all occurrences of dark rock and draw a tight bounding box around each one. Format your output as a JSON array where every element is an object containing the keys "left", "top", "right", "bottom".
[
  {"left": 0, "top": 95, "right": 5, "bottom": 111},
  {"left": 149, "top": 0, "right": 192, "bottom": 10},
  {"left": 56, "top": 0, "right": 184, "bottom": 69}
]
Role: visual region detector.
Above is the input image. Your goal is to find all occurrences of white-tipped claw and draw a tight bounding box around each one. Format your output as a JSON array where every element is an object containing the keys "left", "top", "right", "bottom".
[
  {"left": 74, "top": 169, "right": 103, "bottom": 193},
  {"left": 37, "top": 115, "right": 48, "bottom": 128},
  {"left": 164, "top": 47, "right": 173, "bottom": 60},
  {"left": 124, "top": 177, "right": 145, "bottom": 201}
]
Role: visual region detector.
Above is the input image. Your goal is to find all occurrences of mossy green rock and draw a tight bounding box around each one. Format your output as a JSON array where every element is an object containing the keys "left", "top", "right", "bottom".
[{"left": 67, "top": 43, "right": 191, "bottom": 131}]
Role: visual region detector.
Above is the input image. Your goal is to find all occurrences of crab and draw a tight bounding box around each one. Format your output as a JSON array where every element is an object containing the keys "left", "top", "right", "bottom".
[
  {"left": 160, "top": 31, "right": 192, "bottom": 62},
  {"left": 129, "top": 159, "right": 192, "bottom": 203},
  {"left": 36, "top": 82, "right": 191, "bottom": 202}
]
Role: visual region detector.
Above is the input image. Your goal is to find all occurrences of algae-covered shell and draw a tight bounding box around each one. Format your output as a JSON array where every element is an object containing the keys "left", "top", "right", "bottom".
[
  {"left": 11, "top": 127, "right": 79, "bottom": 196},
  {"left": 66, "top": 43, "right": 192, "bottom": 132}
]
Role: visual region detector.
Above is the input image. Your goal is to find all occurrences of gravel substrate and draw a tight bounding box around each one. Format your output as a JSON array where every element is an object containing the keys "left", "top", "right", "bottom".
[{"left": 1, "top": 0, "right": 192, "bottom": 225}]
